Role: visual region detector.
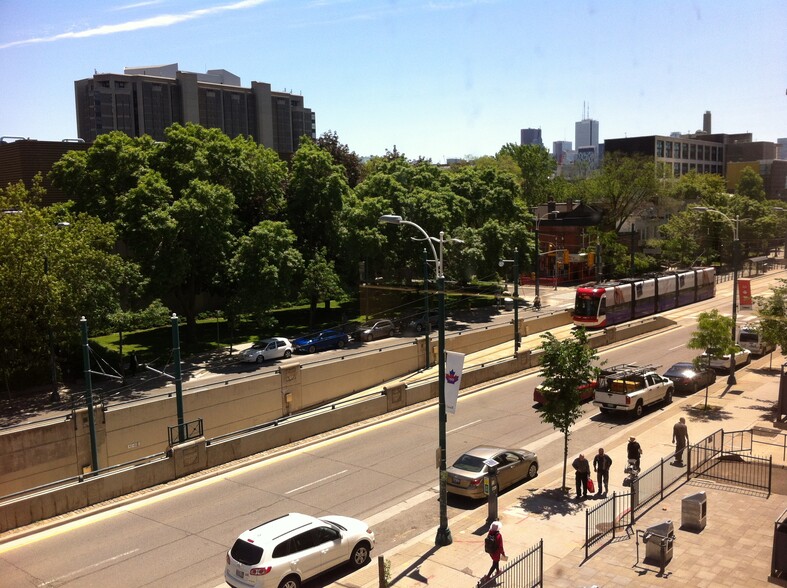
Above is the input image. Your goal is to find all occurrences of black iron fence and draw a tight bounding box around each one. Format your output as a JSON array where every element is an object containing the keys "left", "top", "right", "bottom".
[
  {"left": 585, "top": 490, "right": 632, "bottom": 557},
  {"left": 479, "top": 539, "right": 543, "bottom": 588},
  {"left": 167, "top": 418, "right": 204, "bottom": 446},
  {"left": 690, "top": 429, "right": 771, "bottom": 494}
]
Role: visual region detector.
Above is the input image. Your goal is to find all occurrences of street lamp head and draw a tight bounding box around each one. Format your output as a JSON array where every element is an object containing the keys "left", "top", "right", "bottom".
[
  {"left": 57, "top": 221, "right": 71, "bottom": 228},
  {"left": 692, "top": 206, "right": 708, "bottom": 212},
  {"left": 379, "top": 214, "right": 402, "bottom": 225},
  {"left": 498, "top": 260, "right": 505, "bottom": 267}
]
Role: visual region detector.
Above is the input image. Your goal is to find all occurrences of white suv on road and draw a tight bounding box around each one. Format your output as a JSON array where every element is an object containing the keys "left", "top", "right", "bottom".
[{"left": 225, "top": 512, "right": 374, "bottom": 588}]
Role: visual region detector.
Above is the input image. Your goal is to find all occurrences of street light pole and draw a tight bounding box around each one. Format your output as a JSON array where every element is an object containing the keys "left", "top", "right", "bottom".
[
  {"left": 534, "top": 211, "right": 558, "bottom": 309},
  {"left": 499, "top": 247, "right": 520, "bottom": 351},
  {"left": 379, "top": 214, "right": 458, "bottom": 547},
  {"left": 693, "top": 207, "right": 743, "bottom": 385}
]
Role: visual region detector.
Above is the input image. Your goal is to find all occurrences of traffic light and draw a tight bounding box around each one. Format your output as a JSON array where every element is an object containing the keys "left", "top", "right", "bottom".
[
  {"left": 563, "top": 249, "right": 570, "bottom": 265},
  {"left": 587, "top": 251, "right": 595, "bottom": 268}
]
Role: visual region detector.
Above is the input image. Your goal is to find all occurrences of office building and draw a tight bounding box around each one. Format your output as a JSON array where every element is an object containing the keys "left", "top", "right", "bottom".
[
  {"left": 75, "top": 64, "right": 315, "bottom": 159},
  {"left": 552, "top": 141, "right": 572, "bottom": 164},
  {"left": 575, "top": 118, "right": 599, "bottom": 151},
  {"left": 520, "top": 128, "right": 543, "bottom": 147}
]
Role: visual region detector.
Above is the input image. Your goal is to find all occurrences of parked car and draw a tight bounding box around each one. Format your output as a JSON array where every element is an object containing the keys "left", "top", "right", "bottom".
[
  {"left": 351, "top": 319, "right": 396, "bottom": 342},
  {"left": 405, "top": 311, "right": 440, "bottom": 333},
  {"left": 738, "top": 325, "right": 777, "bottom": 356},
  {"left": 701, "top": 346, "right": 752, "bottom": 371},
  {"left": 225, "top": 512, "right": 374, "bottom": 588},
  {"left": 446, "top": 445, "right": 538, "bottom": 499},
  {"left": 238, "top": 337, "right": 293, "bottom": 363},
  {"left": 662, "top": 362, "right": 716, "bottom": 394},
  {"left": 292, "top": 329, "right": 349, "bottom": 354},
  {"left": 533, "top": 380, "right": 596, "bottom": 405}
]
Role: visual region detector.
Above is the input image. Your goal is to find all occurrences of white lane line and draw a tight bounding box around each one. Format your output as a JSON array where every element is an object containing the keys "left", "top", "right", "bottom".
[
  {"left": 364, "top": 488, "right": 438, "bottom": 528},
  {"left": 285, "top": 470, "right": 348, "bottom": 494},
  {"left": 38, "top": 549, "right": 139, "bottom": 587},
  {"left": 668, "top": 343, "right": 686, "bottom": 351},
  {"left": 448, "top": 419, "right": 482, "bottom": 434}
]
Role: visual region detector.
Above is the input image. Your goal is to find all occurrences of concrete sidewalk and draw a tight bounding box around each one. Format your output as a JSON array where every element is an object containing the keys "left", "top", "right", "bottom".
[{"left": 334, "top": 355, "right": 787, "bottom": 588}]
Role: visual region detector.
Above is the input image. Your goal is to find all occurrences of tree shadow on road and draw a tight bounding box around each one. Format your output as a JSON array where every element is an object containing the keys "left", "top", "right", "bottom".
[
  {"left": 684, "top": 404, "right": 733, "bottom": 422},
  {"left": 517, "top": 487, "right": 586, "bottom": 520}
]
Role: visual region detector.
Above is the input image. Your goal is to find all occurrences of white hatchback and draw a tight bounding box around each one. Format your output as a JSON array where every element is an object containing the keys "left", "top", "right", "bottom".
[
  {"left": 701, "top": 346, "right": 751, "bottom": 371},
  {"left": 225, "top": 512, "right": 374, "bottom": 588},
  {"left": 238, "top": 338, "right": 293, "bottom": 363}
]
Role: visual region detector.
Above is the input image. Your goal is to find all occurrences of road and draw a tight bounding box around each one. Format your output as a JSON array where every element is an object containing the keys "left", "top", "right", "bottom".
[{"left": 0, "top": 272, "right": 782, "bottom": 587}]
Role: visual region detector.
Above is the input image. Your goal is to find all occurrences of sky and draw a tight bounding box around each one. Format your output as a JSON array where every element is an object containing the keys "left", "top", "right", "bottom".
[{"left": 0, "top": 0, "right": 785, "bottom": 163}]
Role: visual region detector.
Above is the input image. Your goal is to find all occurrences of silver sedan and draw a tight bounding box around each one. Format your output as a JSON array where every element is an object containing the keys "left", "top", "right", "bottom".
[{"left": 446, "top": 445, "right": 538, "bottom": 499}]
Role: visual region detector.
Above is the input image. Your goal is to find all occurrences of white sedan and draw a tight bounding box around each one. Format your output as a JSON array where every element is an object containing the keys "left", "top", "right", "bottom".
[
  {"left": 238, "top": 337, "right": 293, "bottom": 363},
  {"left": 700, "top": 347, "right": 751, "bottom": 371}
]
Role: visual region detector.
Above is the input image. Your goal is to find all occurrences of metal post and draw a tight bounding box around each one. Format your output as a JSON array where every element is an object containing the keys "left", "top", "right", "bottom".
[
  {"left": 595, "top": 235, "right": 602, "bottom": 282},
  {"left": 80, "top": 317, "right": 99, "bottom": 472},
  {"left": 435, "top": 271, "right": 452, "bottom": 546},
  {"left": 45, "top": 256, "right": 59, "bottom": 402},
  {"left": 534, "top": 225, "right": 541, "bottom": 303},
  {"left": 513, "top": 247, "right": 520, "bottom": 351},
  {"left": 423, "top": 248, "right": 431, "bottom": 369},
  {"left": 729, "top": 234, "right": 739, "bottom": 385},
  {"left": 171, "top": 313, "right": 186, "bottom": 443}
]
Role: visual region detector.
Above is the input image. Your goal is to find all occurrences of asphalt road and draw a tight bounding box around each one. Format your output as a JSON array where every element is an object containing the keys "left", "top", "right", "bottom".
[{"left": 0, "top": 272, "right": 781, "bottom": 587}]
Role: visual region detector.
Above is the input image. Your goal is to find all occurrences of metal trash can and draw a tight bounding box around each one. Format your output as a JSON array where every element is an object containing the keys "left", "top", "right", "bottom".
[
  {"left": 503, "top": 297, "right": 514, "bottom": 311},
  {"left": 644, "top": 520, "right": 675, "bottom": 567},
  {"left": 681, "top": 491, "right": 707, "bottom": 531},
  {"left": 771, "top": 508, "right": 787, "bottom": 581}
]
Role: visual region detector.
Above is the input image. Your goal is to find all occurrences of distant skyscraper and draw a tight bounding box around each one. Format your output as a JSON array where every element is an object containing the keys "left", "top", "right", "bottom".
[
  {"left": 575, "top": 118, "right": 599, "bottom": 151},
  {"left": 74, "top": 63, "right": 315, "bottom": 159},
  {"left": 520, "top": 128, "right": 543, "bottom": 147},
  {"left": 552, "top": 140, "right": 572, "bottom": 164},
  {"left": 703, "top": 111, "right": 712, "bottom": 134},
  {"left": 778, "top": 138, "right": 787, "bottom": 160}
]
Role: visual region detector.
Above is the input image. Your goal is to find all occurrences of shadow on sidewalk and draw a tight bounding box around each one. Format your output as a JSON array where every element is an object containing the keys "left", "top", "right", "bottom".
[{"left": 517, "top": 487, "right": 587, "bottom": 519}]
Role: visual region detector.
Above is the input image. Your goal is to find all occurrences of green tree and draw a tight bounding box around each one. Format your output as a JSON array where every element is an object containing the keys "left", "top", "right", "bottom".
[
  {"left": 496, "top": 143, "right": 556, "bottom": 206},
  {"left": 686, "top": 308, "right": 736, "bottom": 362},
  {"left": 301, "top": 248, "right": 344, "bottom": 327},
  {"left": 585, "top": 153, "right": 658, "bottom": 232},
  {"left": 755, "top": 280, "right": 787, "bottom": 354},
  {"left": 536, "top": 328, "right": 599, "bottom": 493},
  {"left": 736, "top": 167, "right": 766, "bottom": 201},
  {"left": 317, "top": 130, "right": 363, "bottom": 188}
]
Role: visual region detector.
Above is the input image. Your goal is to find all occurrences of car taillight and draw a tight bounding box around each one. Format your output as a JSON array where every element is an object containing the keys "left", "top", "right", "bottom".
[
  {"left": 625, "top": 397, "right": 631, "bottom": 405},
  {"left": 250, "top": 566, "right": 272, "bottom": 576},
  {"left": 469, "top": 478, "right": 482, "bottom": 487}
]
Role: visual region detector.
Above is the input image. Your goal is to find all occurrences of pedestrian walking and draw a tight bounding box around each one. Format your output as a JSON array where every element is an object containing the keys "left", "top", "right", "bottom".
[
  {"left": 673, "top": 417, "right": 689, "bottom": 466},
  {"left": 592, "top": 448, "right": 612, "bottom": 496},
  {"left": 572, "top": 453, "right": 590, "bottom": 498},
  {"left": 484, "top": 521, "right": 505, "bottom": 578},
  {"left": 627, "top": 436, "right": 642, "bottom": 471}
]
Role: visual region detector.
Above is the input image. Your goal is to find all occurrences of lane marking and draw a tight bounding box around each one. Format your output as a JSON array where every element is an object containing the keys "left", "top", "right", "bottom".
[
  {"left": 285, "top": 470, "right": 348, "bottom": 495},
  {"left": 448, "top": 419, "right": 482, "bottom": 434},
  {"left": 38, "top": 549, "right": 139, "bottom": 587}
]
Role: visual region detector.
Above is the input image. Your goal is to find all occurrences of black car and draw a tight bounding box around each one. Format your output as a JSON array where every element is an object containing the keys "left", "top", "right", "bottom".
[
  {"left": 662, "top": 362, "right": 716, "bottom": 394},
  {"left": 402, "top": 311, "right": 440, "bottom": 333}
]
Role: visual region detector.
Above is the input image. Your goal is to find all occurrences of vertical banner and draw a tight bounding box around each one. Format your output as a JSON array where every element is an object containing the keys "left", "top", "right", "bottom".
[
  {"left": 738, "top": 279, "right": 752, "bottom": 309},
  {"left": 444, "top": 351, "right": 465, "bottom": 414}
]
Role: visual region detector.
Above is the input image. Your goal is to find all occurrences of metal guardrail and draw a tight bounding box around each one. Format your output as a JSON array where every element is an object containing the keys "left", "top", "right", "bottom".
[
  {"left": 585, "top": 491, "right": 633, "bottom": 558},
  {"left": 167, "top": 418, "right": 204, "bottom": 446}
]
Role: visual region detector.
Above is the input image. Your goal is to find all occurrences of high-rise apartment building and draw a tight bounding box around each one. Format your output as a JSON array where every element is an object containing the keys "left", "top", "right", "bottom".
[
  {"left": 520, "top": 128, "right": 543, "bottom": 147},
  {"left": 75, "top": 64, "right": 315, "bottom": 159}
]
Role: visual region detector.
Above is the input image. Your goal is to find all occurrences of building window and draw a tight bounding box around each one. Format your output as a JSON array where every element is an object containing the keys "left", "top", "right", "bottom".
[
  {"left": 682, "top": 143, "right": 689, "bottom": 159},
  {"left": 674, "top": 162, "right": 680, "bottom": 176},
  {"left": 674, "top": 143, "right": 681, "bottom": 158},
  {"left": 690, "top": 144, "right": 696, "bottom": 159},
  {"left": 665, "top": 141, "right": 672, "bottom": 158},
  {"left": 682, "top": 163, "right": 688, "bottom": 175},
  {"left": 656, "top": 140, "right": 664, "bottom": 157}
]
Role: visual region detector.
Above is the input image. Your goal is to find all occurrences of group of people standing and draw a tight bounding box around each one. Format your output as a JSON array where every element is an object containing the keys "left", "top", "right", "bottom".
[{"left": 570, "top": 418, "right": 690, "bottom": 499}]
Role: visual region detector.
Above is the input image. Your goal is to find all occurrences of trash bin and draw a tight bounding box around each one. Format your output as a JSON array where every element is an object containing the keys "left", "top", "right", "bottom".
[
  {"left": 644, "top": 520, "right": 675, "bottom": 566},
  {"left": 771, "top": 508, "right": 787, "bottom": 581},
  {"left": 503, "top": 297, "right": 514, "bottom": 311},
  {"left": 681, "top": 491, "right": 707, "bottom": 531}
]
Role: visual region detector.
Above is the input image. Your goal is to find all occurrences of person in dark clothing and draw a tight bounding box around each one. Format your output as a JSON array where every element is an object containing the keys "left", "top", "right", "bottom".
[
  {"left": 593, "top": 447, "right": 612, "bottom": 495},
  {"left": 485, "top": 521, "right": 506, "bottom": 578},
  {"left": 572, "top": 453, "right": 590, "bottom": 498},
  {"left": 627, "top": 436, "right": 642, "bottom": 471},
  {"left": 673, "top": 417, "right": 689, "bottom": 465},
  {"left": 129, "top": 352, "right": 138, "bottom": 376}
]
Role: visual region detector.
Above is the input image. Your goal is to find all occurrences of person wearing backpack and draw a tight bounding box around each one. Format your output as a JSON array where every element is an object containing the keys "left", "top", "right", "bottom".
[{"left": 484, "top": 520, "right": 505, "bottom": 578}]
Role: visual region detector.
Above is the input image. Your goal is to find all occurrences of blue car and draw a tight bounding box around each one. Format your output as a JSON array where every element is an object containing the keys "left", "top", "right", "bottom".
[{"left": 292, "top": 329, "right": 349, "bottom": 354}]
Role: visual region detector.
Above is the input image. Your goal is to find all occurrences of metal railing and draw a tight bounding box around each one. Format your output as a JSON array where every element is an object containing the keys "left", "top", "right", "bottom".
[
  {"left": 690, "top": 431, "right": 772, "bottom": 494},
  {"left": 478, "top": 539, "right": 543, "bottom": 588},
  {"left": 167, "top": 418, "right": 204, "bottom": 446},
  {"left": 585, "top": 491, "right": 632, "bottom": 558}
]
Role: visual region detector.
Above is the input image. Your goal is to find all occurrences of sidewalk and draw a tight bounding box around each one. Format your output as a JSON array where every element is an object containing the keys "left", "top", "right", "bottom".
[{"left": 334, "top": 355, "right": 787, "bottom": 587}]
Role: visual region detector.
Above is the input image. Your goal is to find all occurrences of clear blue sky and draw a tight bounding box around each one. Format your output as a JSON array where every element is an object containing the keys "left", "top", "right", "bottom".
[{"left": 1, "top": 0, "right": 785, "bottom": 163}]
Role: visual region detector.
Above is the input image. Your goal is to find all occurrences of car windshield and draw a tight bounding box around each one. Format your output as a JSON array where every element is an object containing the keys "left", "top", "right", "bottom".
[
  {"left": 665, "top": 364, "right": 695, "bottom": 377},
  {"left": 451, "top": 453, "right": 487, "bottom": 473},
  {"left": 251, "top": 342, "right": 266, "bottom": 349}
]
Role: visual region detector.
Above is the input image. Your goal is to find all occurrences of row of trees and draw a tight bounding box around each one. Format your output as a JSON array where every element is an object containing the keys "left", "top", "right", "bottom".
[{"left": 2, "top": 122, "right": 785, "bottom": 392}]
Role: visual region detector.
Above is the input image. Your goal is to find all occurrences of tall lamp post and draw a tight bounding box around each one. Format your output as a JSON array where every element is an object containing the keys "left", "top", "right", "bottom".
[
  {"left": 534, "top": 211, "right": 558, "bottom": 309},
  {"left": 379, "top": 214, "right": 460, "bottom": 547},
  {"left": 693, "top": 207, "right": 744, "bottom": 385},
  {"left": 499, "top": 248, "right": 521, "bottom": 351}
]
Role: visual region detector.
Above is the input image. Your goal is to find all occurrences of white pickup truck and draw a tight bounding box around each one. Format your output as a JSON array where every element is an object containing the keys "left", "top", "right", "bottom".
[{"left": 592, "top": 364, "right": 674, "bottom": 418}]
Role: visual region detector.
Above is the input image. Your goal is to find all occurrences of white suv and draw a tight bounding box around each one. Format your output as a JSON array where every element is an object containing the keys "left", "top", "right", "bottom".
[{"left": 225, "top": 512, "right": 374, "bottom": 588}]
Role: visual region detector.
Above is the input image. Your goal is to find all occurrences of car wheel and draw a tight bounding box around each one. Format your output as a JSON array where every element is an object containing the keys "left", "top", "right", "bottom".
[
  {"left": 278, "top": 575, "right": 301, "bottom": 588},
  {"left": 255, "top": 355, "right": 265, "bottom": 364},
  {"left": 350, "top": 541, "right": 371, "bottom": 568},
  {"left": 664, "top": 388, "right": 673, "bottom": 404},
  {"left": 415, "top": 323, "right": 424, "bottom": 333},
  {"left": 692, "top": 382, "right": 699, "bottom": 394},
  {"left": 337, "top": 339, "right": 346, "bottom": 349},
  {"left": 387, "top": 330, "right": 394, "bottom": 338},
  {"left": 599, "top": 407, "right": 612, "bottom": 414},
  {"left": 634, "top": 400, "right": 644, "bottom": 418},
  {"left": 744, "top": 354, "right": 751, "bottom": 367},
  {"left": 308, "top": 345, "right": 316, "bottom": 354},
  {"left": 283, "top": 349, "right": 292, "bottom": 359},
  {"left": 527, "top": 462, "right": 538, "bottom": 479}
]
